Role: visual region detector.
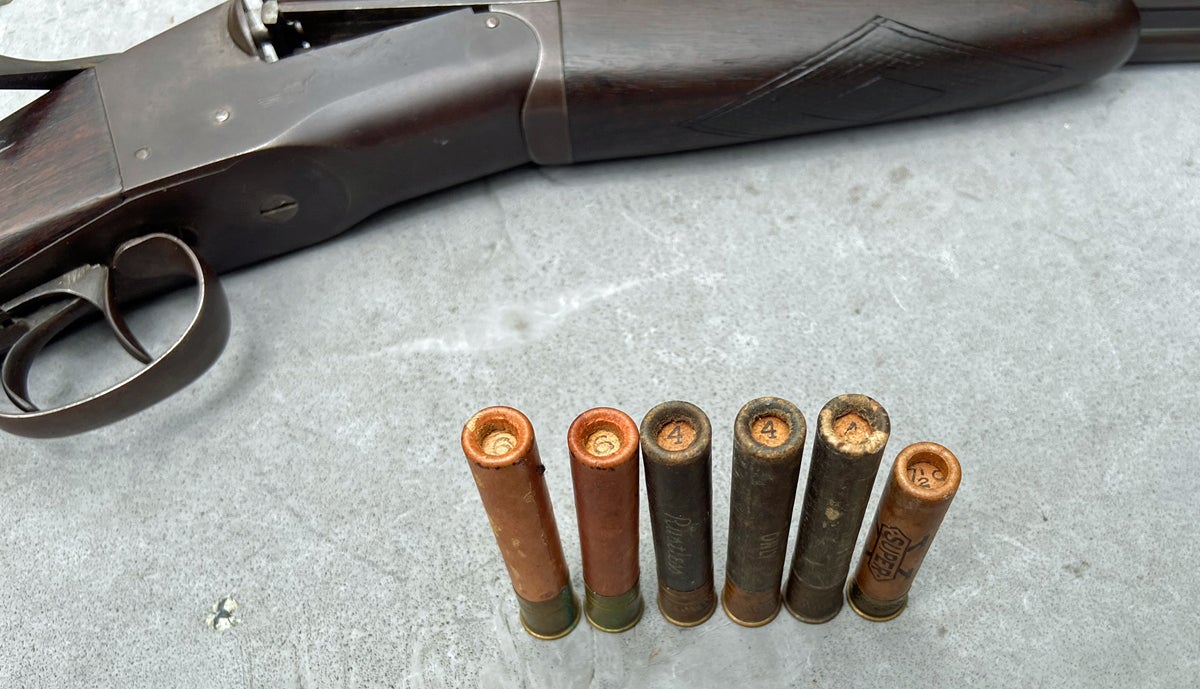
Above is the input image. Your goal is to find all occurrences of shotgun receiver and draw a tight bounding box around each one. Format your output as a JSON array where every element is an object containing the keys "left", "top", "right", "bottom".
[{"left": 0, "top": 0, "right": 1194, "bottom": 437}]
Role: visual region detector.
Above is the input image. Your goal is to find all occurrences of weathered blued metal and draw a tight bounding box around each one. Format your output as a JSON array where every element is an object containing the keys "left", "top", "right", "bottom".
[
  {"left": 640, "top": 401, "right": 716, "bottom": 627},
  {"left": 1131, "top": 2, "right": 1200, "bottom": 62},
  {"left": 462, "top": 406, "right": 579, "bottom": 640},
  {"left": 0, "top": 0, "right": 1190, "bottom": 436},
  {"left": 0, "top": 5, "right": 541, "bottom": 436},
  {"left": 722, "top": 397, "right": 807, "bottom": 627},
  {"left": 0, "top": 53, "right": 113, "bottom": 90},
  {"left": 848, "top": 442, "right": 962, "bottom": 621},
  {"left": 0, "top": 234, "right": 229, "bottom": 438},
  {"left": 784, "top": 394, "right": 890, "bottom": 623},
  {"left": 568, "top": 407, "right": 644, "bottom": 633}
]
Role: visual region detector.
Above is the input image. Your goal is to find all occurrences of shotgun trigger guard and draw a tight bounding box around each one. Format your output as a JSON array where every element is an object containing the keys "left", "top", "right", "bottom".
[{"left": 0, "top": 234, "right": 230, "bottom": 438}]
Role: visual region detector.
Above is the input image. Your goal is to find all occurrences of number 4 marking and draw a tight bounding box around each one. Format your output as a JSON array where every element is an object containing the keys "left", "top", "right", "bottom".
[
  {"left": 667, "top": 424, "right": 685, "bottom": 446},
  {"left": 761, "top": 419, "right": 776, "bottom": 439}
]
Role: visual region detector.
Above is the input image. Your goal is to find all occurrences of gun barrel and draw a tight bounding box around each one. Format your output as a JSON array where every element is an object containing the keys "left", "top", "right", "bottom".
[{"left": 1131, "top": 2, "right": 1200, "bottom": 61}]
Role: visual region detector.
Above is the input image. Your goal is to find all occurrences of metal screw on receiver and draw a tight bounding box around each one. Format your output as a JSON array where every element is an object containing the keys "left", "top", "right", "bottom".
[{"left": 258, "top": 194, "right": 299, "bottom": 223}]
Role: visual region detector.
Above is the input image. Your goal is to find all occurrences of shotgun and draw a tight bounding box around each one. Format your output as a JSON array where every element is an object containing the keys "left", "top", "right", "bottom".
[{"left": 0, "top": 0, "right": 1195, "bottom": 437}]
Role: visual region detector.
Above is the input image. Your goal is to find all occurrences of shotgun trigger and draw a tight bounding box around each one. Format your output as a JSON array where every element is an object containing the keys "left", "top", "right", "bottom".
[
  {"left": 0, "top": 234, "right": 230, "bottom": 438},
  {"left": 0, "top": 262, "right": 152, "bottom": 410}
]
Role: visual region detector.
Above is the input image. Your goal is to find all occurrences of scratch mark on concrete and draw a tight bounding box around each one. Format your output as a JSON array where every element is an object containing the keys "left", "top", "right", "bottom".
[
  {"left": 259, "top": 484, "right": 407, "bottom": 586},
  {"left": 393, "top": 269, "right": 684, "bottom": 354},
  {"left": 996, "top": 534, "right": 1040, "bottom": 560},
  {"left": 620, "top": 207, "right": 670, "bottom": 246}
]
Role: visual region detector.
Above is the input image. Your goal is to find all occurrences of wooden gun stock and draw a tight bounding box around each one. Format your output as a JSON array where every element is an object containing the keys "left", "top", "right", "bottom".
[{"left": 0, "top": 71, "right": 122, "bottom": 274}]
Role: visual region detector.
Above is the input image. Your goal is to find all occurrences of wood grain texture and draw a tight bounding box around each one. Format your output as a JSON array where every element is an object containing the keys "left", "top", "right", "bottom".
[
  {"left": 561, "top": 0, "right": 1140, "bottom": 161},
  {"left": 0, "top": 70, "right": 122, "bottom": 275}
]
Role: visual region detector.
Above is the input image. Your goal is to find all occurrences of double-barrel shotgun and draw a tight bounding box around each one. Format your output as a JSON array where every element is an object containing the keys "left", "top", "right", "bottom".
[{"left": 0, "top": 0, "right": 1196, "bottom": 437}]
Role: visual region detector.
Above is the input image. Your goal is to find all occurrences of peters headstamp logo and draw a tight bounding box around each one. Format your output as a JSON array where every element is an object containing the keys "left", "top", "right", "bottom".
[{"left": 867, "top": 523, "right": 927, "bottom": 581}]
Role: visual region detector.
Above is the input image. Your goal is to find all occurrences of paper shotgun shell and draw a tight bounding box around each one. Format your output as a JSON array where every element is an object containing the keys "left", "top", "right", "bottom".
[
  {"left": 722, "top": 397, "right": 807, "bottom": 627},
  {"left": 462, "top": 406, "right": 579, "bottom": 640},
  {"left": 568, "top": 407, "right": 644, "bottom": 633},
  {"left": 848, "top": 442, "right": 962, "bottom": 622},
  {"left": 640, "top": 401, "right": 716, "bottom": 627},
  {"left": 784, "top": 394, "right": 890, "bottom": 624}
]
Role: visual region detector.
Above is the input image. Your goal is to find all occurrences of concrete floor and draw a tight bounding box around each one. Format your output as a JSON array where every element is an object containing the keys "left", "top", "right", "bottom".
[{"left": 2, "top": 1, "right": 1198, "bottom": 687}]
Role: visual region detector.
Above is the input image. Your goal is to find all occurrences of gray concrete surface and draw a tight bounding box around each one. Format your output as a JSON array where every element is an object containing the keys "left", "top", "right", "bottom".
[{"left": 2, "top": 1, "right": 1199, "bottom": 687}]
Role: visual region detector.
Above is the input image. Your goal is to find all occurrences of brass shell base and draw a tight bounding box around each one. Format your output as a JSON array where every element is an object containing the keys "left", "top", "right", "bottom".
[
  {"left": 657, "top": 585, "right": 717, "bottom": 628},
  {"left": 783, "top": 599, "right": 841, "bottom": 624},
  {"left": 518, "top": 585, "right": 581, "bottom": 640},
  {"left": 721, "top": 591, "right": 780, "bottom": 628},
  {"left": 846, "top": 580, "right": 907, "bottom": 622},
  {"left": 585, "top": 585, "right": 644, "bottom": 633},
  {"left": 782, "top": 583, "right": 844, "bottom": 624}
]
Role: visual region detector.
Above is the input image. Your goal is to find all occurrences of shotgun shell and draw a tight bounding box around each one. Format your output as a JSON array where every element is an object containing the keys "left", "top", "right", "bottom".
[
  {"left": 848, "top": 442, "right": 962, "bottom": 621},
  {"left": 568, "top": 407, "right": 644, "bottom": 633},
  {"left": 722, "top": 397, "right": 807, "bottom": 627},
  {"left": 640, "top": 401, "right": 717, "bottom": 627},
  {"left": 462, "top": 406, "right": 579, "bottom": 640},
  {"left": 784, "top": 394, "right": 890, "bottom": 623}
]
